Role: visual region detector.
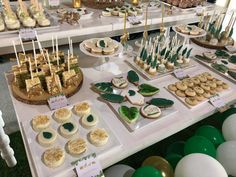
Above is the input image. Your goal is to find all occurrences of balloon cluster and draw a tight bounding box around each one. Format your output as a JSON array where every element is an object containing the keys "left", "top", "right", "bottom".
[{"left": 104, "top": 111, "right": 236, "bottom": 177}]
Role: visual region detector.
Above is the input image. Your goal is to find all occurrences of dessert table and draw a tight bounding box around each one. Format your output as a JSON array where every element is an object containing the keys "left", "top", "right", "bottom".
[
  {"left": 6, "top": 40, "right": 236, "bottom": 177},
  {"left": 0, "top": 1, "right": 222, "bottom": 55}
]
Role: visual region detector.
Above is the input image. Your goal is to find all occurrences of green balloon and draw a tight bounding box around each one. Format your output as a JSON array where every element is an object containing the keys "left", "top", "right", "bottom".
[
  {"left": 132, "top": 166, "right": 162, "bottom": 177},
  {"left": 195, "top": 125, "right": 225, "bottom": 147},
  {"left": 165, "top": 153, "right": 182, "bottom": 170},
  {"left": 166, "top": 141, "right": 185, "bottom": 156},
  {"left": 184, "top": 136, "right": 216, "bottom": 158}
]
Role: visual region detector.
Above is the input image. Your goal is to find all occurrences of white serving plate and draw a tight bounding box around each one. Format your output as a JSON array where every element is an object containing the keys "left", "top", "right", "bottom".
[
  {"left": 93, "top": 73, "right": 178, "bottom": 132},
  {"left": 194, "top": 56, "right": 236, "bottom": 84},
  {"left": 126, "top": 57, "right": 196, "bottom": 80},
  {"left": 22, "top": 99, "right": 121, "bottom": 177},
  {"left": 80, "top": 39, "right": 123, "bottom": 58},
  {"left": 165, "top": 70, "right": 233, "bottom": 109},
  {"left": 172, "top": 25, "right": 207, "bottom": 39}
]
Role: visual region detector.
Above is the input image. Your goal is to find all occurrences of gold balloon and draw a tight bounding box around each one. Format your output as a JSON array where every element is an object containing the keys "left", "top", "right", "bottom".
[{"left": 142, "top": 156, "right": 174, "bottom": 177}]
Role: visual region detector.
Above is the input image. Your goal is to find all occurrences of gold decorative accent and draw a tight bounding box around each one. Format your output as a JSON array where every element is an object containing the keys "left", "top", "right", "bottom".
[
  {"left": 120, "top": 11, "right": 129, "bottom": 46},
  {"left": 73, "top": 0, "right": 81, "bottom": 8}
]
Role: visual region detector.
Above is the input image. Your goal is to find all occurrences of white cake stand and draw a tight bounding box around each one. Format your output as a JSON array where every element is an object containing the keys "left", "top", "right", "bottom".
[
  {"left": 80, "top": 40, "right": 123, "bottom": 71},
  {"left": 172, "top": 25, "right": 207, "bottom": 46}
]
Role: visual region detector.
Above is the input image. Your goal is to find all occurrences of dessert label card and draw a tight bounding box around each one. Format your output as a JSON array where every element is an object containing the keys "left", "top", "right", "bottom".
[
  {"left": 48, "top": 0, "right": 60, "bottom": 7},
  {"left": 173, "top": 68, "right": 188, "bottom": 80},
  {"left": 74, "top": 153, "right": 104, "bottom": 177},
  {"left": 47, "top": 94, "right": 69, "bottom": 110},
  {"left": 209, "top": 94, "right": 229, "bottom": 113},
  {"left": 128, "top": 16, "right": 141, "bottom": 25},
  {"left": 19, "top": 28, "right": 36, "bottom": 42}
]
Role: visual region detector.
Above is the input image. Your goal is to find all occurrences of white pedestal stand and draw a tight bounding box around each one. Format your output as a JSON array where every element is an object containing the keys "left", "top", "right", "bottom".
[{"left": 0, "top": 110, "right": 17, "bottom": 167}]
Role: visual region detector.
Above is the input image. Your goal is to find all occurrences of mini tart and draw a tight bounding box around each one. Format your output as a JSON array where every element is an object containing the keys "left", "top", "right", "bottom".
[
  {"left": 37, "top": 128, "right": 57, "bottom": 147},
  {"left": 53, "top": 108, "right": 72, "bottom": 123},
  {"left": 203, "top": 91, "right": 211, "bottom": 98},
  {"left": 89, "top": 128, "right": 109, "bottom": 147},
  {"left": 216, "top": 86, "right": 223, "bottom": 92},
  {"left": 222, "top": 82, "right": 229, "bottom": 89},
  {"left": 185, "top": 97, "right": 198, "bottom": 106},
  {"left": 200, "top": 83, "right": 210, "bottom": 91},
  {"left": 102, "top": 10, "right": 112, "bottom": 17},
  {"left": 190, "top": 30, "right": 200, "bottom": 36},
  {"left": 194, "top": 94, "right": 205, "bottom": 101},
  {"left": 185, "top": 88, "right": 196, "bottom": 97},
  {"left": 184, "top": 81, "right": 194, "bottom": 88},
  {"left": 140, "top": 104, "right": 161, "bottom": 119},
  {"left": 191, "top": 77, "right": 200, "bottom": 85},
  {"left": 119, "top": 11, "right": 126, "bottom": 18},
  {"left": 209, "top": 89, "right": 217, "bottom": 95},
  {"left": 175, "top": 90, "right": 186, "bottom": 97},
  {"left": 198, "top": 76, "right": 208, "bottom": 82},
  {"left": 193, "top": 86, "right": 204, "bottom": 95},
  {"left": 81, "top": 113, "right": 98, "bottom": 128},
  {"left": 32, "top": 115, "right": 50, "bottom": 132},
  {"left": 168, "top": 84, "right": 178, "bottom": 91},
  {"left": 111, "top": 76, "right": 128, "bottom": 89},
  {"left": 175, "top": 82, "right": 188, "bottom": 91},
  {"left": 84, "top": 41, "right": 94, "bottom": 51},
  {"left": 42, "top": 147, "right": 65, "bottom": 168},
  {"left": 103, "top": 46, "right": 115, "bottom": 55},
  {"left": 91, "top": 47, "right": 102, "bottom": 54},
  {"left": 206, "top": 81, "right": 217, "bottom": 89},
  {"left": 66, "top": 138, "right": 87, "bottom": 157},
  {"left": 59, "top": 121, "right": 78, "bottom": 138},
  {"left": 202, "top": 72, "right": 213, "bottom": 80},
  {"left": 112, "top": 9, "right": 119, "bottom": 16},
  {"left": 73, "top": 102, "right": 91, "bottom": 116},
  {"left": 213, "top": 79, "right": 223, "bottom": 86}
]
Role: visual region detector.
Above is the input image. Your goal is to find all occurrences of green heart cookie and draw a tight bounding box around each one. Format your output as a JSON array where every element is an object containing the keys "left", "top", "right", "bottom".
[
  {"left": 118, "top": 105, "right": 139, "bottom": 123},
  {"left": 138, "top": 84, "right": 160, "bottom": 96}
]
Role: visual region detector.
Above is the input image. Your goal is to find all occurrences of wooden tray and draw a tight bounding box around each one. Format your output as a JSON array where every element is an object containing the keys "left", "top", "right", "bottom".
[
  {"left": 191, "top": 38, "right": 235, "bottom": 50},
  {"left": 11, "top": 69, "right": 83, "bottom": 105}
]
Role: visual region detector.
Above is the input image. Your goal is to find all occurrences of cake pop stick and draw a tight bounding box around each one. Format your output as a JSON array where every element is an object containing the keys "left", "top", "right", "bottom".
[
  {"left": 52, "top": 36, "right": 55, "bottom": 54},
  {"left": 28, "top": 58, "right": 33, "bottom": 80},
  {"left": 56, "top": 36, "right": 59, "bottom": 68},
  {"left": 32, "top": 40, "right": 38, "bottom": 73},
  {"left": 12, "top": 41, "right": 20, "bottom": 67},
  {"left": 67, "top": 50, "right": 70, "bottom": 71},
  {"left": 70, "top": 39, "right": 73, "bottom": 58},
  {"left": 18, "top": 35, "right": 26, "bottom": 56},
  {"left": 46, "top": 50, "right": 52, "bottom": 74}
]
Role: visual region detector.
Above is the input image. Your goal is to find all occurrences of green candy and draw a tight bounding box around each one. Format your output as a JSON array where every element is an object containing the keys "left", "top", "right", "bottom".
[
  {"left": 229, "top": 55, "right": 236, "bottom": 64},
  {"left": 63, "top": 122, "right": 74, "bottom": 132},
  {"left": 101, "top": 93, "right": 125, "bottom": 103},
  {"left": 43, "top": 132, "right": 53, "bottom": 139}
]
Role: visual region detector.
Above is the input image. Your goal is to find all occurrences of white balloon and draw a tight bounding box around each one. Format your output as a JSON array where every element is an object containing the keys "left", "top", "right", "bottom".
[
  {"left": 104, "top": 164, "right": 134, "bottom": 177},
  {"left": 222, "top": 114, "right": 236, "bottom": 141},
  {"left": 175, "top": 153, "right": 227, "bottom": 177},
  {"left": 217, "top": 141, "right": 236, "bottom": 176}
]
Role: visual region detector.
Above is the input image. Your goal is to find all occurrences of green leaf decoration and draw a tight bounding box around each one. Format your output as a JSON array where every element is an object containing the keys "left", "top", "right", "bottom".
[
  {"left": 170, "top": 53, "right": 178, "bottom": 63},
  {"left": 160, "top": 47, "right": 167, "bottom": 56},
  {"left": 147, "top": 54, "right": 152, "bottom": 65},
  {"left": 127, "top": 70, "right": 139, "bottom": 85},
  {"left": 176, "top": 45, "right": 183, "bottom": 54},
  {"left": 211, "top": 63, "right": 229, "bottom": 73},
  {"left": 215, "top": 50, "right": 230, "bottom": 58},
  {"left": 228, "top": 70, "right": 236, "bottom": 80},
  {"left": 186, "top": 48, "right": 193, "bottom": 58},
  {"left": 194, "top": 55, "right": 212, "bottom": 63},
  {"left": 229, "top": 55, "right": 236, "bottom": 63},
  {"left": 208, "top": 23, "right": 214, "bottom": 32},
  {"left": 141, "top": 49, "right": 148, "bottom": 61},
  {"left": 139, "top": 47, "right": 145, "bottom": 58},
  {"left": 118, "top": 105, "right": 139, "bottom": 123},
  {"left": 138, "top": 83, "right": 160, "bottom": 96},
  {"left": 229, "top": 28, "right": 234, "bottom": 37},
  {"left": 101, "top": 93, "right": 125, "bottom": 103},
  {"left": 94, "top": 82, "right": 113, "bottom": 93},
  {"left": 165, "top": 50, "right": 171, "bottom": 59},
  {"left": 99, "top": 40, "right": 106, "bottom": 48},
  {"left": 147, "top": 98, "right": 174, "bottom": 108},
  {"left": 151, "top": 57, "right": 158, "bottom": 68},
  {"left": 155, "top": 45, "right": 159, "bottom": 54},
  {"left": 182, "top": 47, "right": 187, "bottom": 56}
]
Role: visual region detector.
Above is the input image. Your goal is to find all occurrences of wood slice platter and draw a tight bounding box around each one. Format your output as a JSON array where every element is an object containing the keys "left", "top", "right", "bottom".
[
  {"left": 11, "top": 69, "right": 83, "bottom": 105},
  {"left": 191, "top": 38, "right": 234, "bottom": 50}
]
